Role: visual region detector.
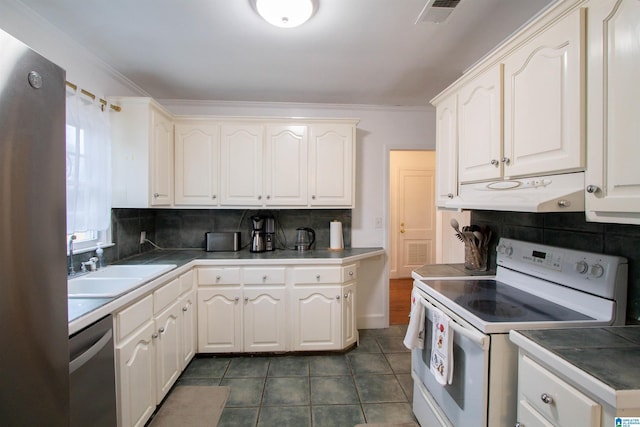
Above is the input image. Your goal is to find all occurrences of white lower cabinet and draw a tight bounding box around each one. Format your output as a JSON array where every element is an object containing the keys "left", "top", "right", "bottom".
[
  {"left": 342, "top": 282, "right": 357, "bottom": 348},
  {"left": 179, "top": 269, "right": 197, "bottom": 368},
  {"left": 517, "top": 354, "right": 601, "bottom": 427},
  {"left": 115, "top": 272, "right": 193, "bottom": 427},
  {"left": 197, "top": 286, "right": 243, "bottom": 353},
  {"left": 290, "top": 286, "right": 342, "bottom": 351}
]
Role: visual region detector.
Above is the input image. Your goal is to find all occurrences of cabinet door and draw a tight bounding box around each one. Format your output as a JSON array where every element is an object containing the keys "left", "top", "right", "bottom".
[
  {"left": 309, "top": 125, "right": 354, "bottom": 207},
  {"left": 264, "top": 125, "right": 308, "bottom": 206},
  {"left": 290, "top": 286, "right": 341, "bottom": 351},
  {"left": 197, "top": 287, "right": 242, "bottom": 352},
  {"left": 243, "top": 287, "right": 287, "bottom": 352},
  {"left": 586, "top": 0, "right": 640, "bottom": 224},
  {"left": 434, "top": 93, "right": 458, "bottom": 206},
  {"left": 458, "top": 64, "right": 503, "bottom": 183},
  {"left": 149, "top": 107, "right": 174, "bottom": 206},
  {"left": 220, "top": 124, "right": 264, "bottom": 206},
  {"left": 174, "top": 123, "right": 220, "bottom": 205},
  {"left": 116, "top": 321, "right": 156, "bottom": 427},
  {"left": 180, "top": 289, "right": 197, "bottom": 368},
  {"left": 154, "top": 301, "right": 182, "bottom": 403},
  {"left": 503, "top": 8, "right": 585, "bottom": 178},
  {"left": 342, "top": 283, "right": 357, "bottom": 347}
]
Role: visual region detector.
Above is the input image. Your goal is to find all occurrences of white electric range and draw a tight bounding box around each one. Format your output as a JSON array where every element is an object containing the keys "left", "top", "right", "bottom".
[{"left": 410, "top": 238, "right": 628, "bottom": 427}]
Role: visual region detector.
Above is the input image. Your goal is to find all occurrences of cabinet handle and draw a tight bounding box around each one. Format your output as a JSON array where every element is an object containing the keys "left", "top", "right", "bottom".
[
  {"left": 263, "top": 275, "right": 268, "bottom": 281},
  {"left": 153, "top": 192, "right": 160, "bottom": 198},
  {"left": 316, "top": 274, "right": 321, "bottom": 280},
  {"left": 244, "top": 297, "right": 249, "bottom": 303},
  {"left": 557, "top": 200, "right": 570, "bottom": 208},
  {"left": 447, "top": 193, "right": 454, "bottom": 199},
  {"left": 515, "top": 423, "right": 524, "bottom": 427},
  {"left": 344, "top": 293, "right": 349, "bottom": 299},
  {"left": 158, "top": 327, "right": 165, "bottom": 334},
  {"left": 182, "top": 306, "right": 188, "bottom": 312},
  {"left": 152, "top": 333, "right": 159, "bottom": 339},
  {"left": 212, "top": 195, "right": 217, "bottom": 199},
  {"left": 312, "top": 195, "right": 316, "bottom": 200},
  {"left": 501, "top": 157, "right": 510, "bottom": 165},
  {"left": 234, "top": 296, "right": 240, "bottom": 302},
  {"left": 349, "top": 271, "right": 353, "bottom": 276},
  {"left": 266, "top": 195, "right": 271, "bottom": 200},
  {"left": 216, "top": 275, "right": 221, "bottom": 281},
  {"left": 540, "top": 393, "right": 553, "bottom": 404},
  {"left": 490, "top": 159, "right": 499, "bottom": 166},
  {"left": 336, "top": 295, "right": 340, "bottom": 300},
  {"left": 258, "top": 195, "right": 262, "bottom": 200},
  {"left": 586, "top": 185, "right": 599, "bottom": 194}
]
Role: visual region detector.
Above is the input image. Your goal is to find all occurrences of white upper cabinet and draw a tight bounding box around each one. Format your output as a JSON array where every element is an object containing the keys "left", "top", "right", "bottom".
[
  {"left": 585, "top": 0, "right": 640, "bottom": 224},
  {"left": 111, "top": 97, "right": 174, "bottom": 208},
  {"left": 264, "top": 125, "right": 308, "bottom": 206},
  {"left": 220, "top": 124, "right": 264, "bottom": 206},
  {"left": 502, "top": 7, "right": 585, "bottom": 178},
  {"left": 434, "top": 93, "right": 459, "bottom": 206},
  {"left": 458, "top": 64, "right": 503, "bottom": 183},
  {"left": 174, "top": 122, "right": 220, "bottom": 206},
  {"left": 309, "top": 124, "right": 355, "bottom": 207}
]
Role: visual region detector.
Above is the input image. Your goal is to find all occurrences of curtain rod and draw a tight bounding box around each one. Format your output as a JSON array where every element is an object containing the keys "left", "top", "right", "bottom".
[{"left": 65, "top": 81, "right": 122, "bottom": 112}]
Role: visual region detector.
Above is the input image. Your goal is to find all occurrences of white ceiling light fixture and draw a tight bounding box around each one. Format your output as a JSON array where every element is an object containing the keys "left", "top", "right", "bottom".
[{"left": 254, "top": 0, "right": 317, "bottom": 28}]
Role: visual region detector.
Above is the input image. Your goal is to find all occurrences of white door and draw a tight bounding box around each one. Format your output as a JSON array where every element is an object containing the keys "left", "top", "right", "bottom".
[
  {"left": 264, "top": 125, "right": 308, "bottom": 206},
  {"left": 179, "top": 289, "right": 197, "bottom": 368},
  {"left": 174, "top": 123, "right": 220, "bottom": 205},
  {"left": 243, "top": 287, "right": 287, "bottom": 352},
  {"left": 341, "top": 283, "right": 357, "bottom": 347},
  {"left": 154, "top": 301, "right": 181, "bottom": 403},
  {"left": 290, "top": 287, "right": 341, "bottom": 351},
  {"left": 390, "top": 151, "right": 436, "bottom": 278},
  {"left": 149, "top": 107, "right": 173, "bottom": 206},
  {"left": 220, "top": 124, "right": 264, "bottom": 206},
  {"left": 435, "top": 93, "right": 458, "bottom": 206},
  {"left": 197, "top": 287, "right": 242, "bottom": 352}
]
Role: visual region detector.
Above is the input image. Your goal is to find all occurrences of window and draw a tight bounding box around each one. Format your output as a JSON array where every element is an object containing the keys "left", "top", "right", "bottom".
[{"left": 66, "top": 90, "right": 112, "bottom": 253}]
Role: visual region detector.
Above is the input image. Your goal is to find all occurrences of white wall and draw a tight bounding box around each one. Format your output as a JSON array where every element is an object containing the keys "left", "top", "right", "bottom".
[{"left": 1, "top": 0, "right": 437, "bottom": 328}]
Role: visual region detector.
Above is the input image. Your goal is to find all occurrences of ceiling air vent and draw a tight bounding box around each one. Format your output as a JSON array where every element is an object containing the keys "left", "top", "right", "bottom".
[{"left": 415, "top": 0, "right": 461, "bottom": 24}]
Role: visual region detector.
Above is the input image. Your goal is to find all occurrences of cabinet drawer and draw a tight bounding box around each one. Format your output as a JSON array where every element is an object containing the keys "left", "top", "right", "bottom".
[
  {"left": 294, "top": 266, "right": 342, "bottom": 284},
  {"left": 116, "top": 295, "right": 153, "bottom": 342},
  {"left": 519, "top": 355, "right": 600, "bottom": 427},
  {"left": 198, "top": 267, "right": 241, "bottom": 285},
  {"left": 243, "top": 267, "right": 286, "bottom": 285},
  {"left": 342, "top": 264, "right": 357, "bottom": 282},
  {"left": 179, "top": 269, "right": 195, "bottom": 295},
  {"left": 154, "top": 278, "right": 180, "bottom": 314}
]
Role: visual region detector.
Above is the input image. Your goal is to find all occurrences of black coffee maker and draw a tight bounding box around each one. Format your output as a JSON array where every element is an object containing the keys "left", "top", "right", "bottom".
[{"left": 250, "top": 216, "right": 275, "bottom": 252}]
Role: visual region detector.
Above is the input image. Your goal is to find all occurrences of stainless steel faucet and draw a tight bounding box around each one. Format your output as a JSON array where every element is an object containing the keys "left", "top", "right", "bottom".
[{"left": 68, "top": 235, "right": 76, "bottom": 275}]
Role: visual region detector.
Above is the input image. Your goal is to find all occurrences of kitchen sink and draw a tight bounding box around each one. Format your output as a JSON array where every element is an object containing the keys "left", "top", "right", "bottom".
[{"left": 68, "top": 264, "right": 177, "bottom": 298}]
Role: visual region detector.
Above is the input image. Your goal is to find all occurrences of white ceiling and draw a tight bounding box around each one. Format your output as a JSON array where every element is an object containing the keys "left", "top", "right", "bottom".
[{"left": 18, "top": 0, "right": 556, "bottom": 106}]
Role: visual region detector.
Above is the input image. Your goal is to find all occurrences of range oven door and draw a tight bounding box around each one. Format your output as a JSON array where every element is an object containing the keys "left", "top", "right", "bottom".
[{"left": 411, "top": 288, "right": 490, "bottom": 427}]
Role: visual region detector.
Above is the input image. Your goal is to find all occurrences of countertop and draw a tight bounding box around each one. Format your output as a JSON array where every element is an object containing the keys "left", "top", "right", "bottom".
[
  {"left": 510, "top": 327, "right": 640, "bottom": 409},
  {"left": 69, "top": 247, "right": 384, "bottom": 335},
  {"left": 412, "top": 263, "right": 495, "bottom": 280}
]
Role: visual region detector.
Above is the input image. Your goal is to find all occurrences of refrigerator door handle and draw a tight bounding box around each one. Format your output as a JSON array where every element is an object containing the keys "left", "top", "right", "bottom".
[{"left": 69, "top": 329, "right": 112, "bottom": 374}]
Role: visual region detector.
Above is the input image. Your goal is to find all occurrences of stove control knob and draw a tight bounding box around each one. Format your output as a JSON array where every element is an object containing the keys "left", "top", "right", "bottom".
[
  {"left": 504, "top": 245, "right": 513, "bottom": 256},
  {"left": 590, "top": 263, "right": 605, "bottom": 278},
  {"left": 575, "top": 260, "right": 589, "bottom": 274}
]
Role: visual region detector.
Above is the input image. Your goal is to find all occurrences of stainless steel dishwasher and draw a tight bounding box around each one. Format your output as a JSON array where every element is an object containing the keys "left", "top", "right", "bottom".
[{"left": 69, "top": 315, "right": 117, "bottom": 427}]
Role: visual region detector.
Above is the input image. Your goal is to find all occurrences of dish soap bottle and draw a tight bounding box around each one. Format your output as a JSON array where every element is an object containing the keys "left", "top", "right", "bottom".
[{"left": 95, "top": 243, "right": 105, "bottom": 269}]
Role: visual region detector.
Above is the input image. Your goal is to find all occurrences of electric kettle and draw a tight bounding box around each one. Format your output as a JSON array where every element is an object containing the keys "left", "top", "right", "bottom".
[{"left": 295, "top": 227, "right": 315, "bottom": 251}]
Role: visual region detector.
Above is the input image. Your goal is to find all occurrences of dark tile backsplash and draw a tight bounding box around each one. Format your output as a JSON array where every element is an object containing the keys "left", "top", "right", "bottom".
[
  {"left": 471, "top": 210, "right": 640, "bottom": 323},
  {"left": 110, "top": 208, "right": 351, "bottom": 256}
]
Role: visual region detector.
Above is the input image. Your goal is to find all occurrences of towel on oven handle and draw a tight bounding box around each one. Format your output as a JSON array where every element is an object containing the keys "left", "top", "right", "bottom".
[
  {"left": 430, "top": 306, "right": 454, "bottom": 385},
  {"left": 403, "top": 288, "right": 425, "bottom": 350}
]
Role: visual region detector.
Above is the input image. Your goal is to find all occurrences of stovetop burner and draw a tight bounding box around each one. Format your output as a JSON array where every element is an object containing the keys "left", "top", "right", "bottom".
[{"left": 427, "top": 279, "right": 594, "bottom": 323}]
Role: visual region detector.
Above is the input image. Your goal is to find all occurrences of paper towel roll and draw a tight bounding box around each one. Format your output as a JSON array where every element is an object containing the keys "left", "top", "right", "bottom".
[{"left": 330, "top": 220, "right": 344, "bottom": 250}]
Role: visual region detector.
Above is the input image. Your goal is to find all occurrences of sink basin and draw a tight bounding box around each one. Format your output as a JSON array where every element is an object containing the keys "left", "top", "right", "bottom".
[
  {"left": 88, "top": 264, "right": 177, "bottom": 278},
  {"left": 68, "top": 277, "right": 144, "bottom": 298},
  {"left": 68, "top": 264, "right": 177, "bottom": 298}
]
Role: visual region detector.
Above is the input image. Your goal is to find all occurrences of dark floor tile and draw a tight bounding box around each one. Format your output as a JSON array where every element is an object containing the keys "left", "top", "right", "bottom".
[
  {"left": 362, "top": 402, "right": 417, "bottom": 423},
  {"left": 257, "top": 406, "right": 311, "bottom": 427},
  {"left": 218, "top": 407, "right": 259, "bottom": 427},
  {"left": 348, "top": 335, "right": 382, "bottom": 354},
  {"left": 225, "top": 357, "right": 270, "bottom": 378},
  {"left": 377, "top": 336, "right": 410, "bottom": 353},
  {"left": 312, "top": 405, "right": 365, "bottom": 427},
  {"left": 386, "top": 353, "right": 412, "bottom": 373},
  {"left": 348, "top": 353, "right": 392, "bottom": 375},
  {"left": 220, "top": 378, "right": 266, "bottom": 407},
  {"left": 309, "top": 354, "right": 350, "bottom": 376},
  {"left": 262, "top": 377, "right": 310, "bottom": 406},
  {"left": 181, "top": 357, "right": 230, "bottom": 378},
  {"left": 310, "top": 376, "right": 358, "bottom": 405},
  {"left": 354, "top": 374, "right": 408, "bottom": 403},
  {"left": 397, "top": 374, "right": 414, "bottom": 401},
  {"left": 268, "top": 356, "right": 309, "bottom": 377}
]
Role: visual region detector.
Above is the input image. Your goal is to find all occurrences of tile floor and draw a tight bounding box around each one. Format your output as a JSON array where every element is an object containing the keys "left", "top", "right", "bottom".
[{"left": 172, "top": 324, "right": 416, "bottom": 426}]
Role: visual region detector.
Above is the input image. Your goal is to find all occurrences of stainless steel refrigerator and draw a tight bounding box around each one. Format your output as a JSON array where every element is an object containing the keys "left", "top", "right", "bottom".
[{"left": 0, "top": 29, "right": 69, "bottom": 426}]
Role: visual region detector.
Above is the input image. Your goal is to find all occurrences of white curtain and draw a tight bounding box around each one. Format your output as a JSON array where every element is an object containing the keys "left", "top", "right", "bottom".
[{"left": 66, "top": 90, "right": 112, "bottom": 235}]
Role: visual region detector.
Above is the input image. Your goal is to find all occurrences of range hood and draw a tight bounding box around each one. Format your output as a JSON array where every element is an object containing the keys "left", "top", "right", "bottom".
[{"left": 445, "top": 172, "right": 585, "bottom": 213}]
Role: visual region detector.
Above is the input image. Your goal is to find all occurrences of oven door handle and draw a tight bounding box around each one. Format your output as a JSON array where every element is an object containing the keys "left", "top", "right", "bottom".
[{"left": 419, "top": 299, "right": 489, "bottom": 350}]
